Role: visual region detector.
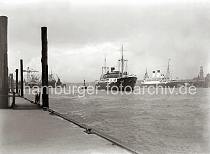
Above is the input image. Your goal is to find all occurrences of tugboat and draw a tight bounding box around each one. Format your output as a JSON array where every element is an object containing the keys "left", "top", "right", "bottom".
[
  {"left": 95, "top": 45, "right": 137, "bottom": 91},
  {"left": 81, "top": 80, "right": 87, "bottom": 89},
  {"left": 56, "top": 74, "right": 66, "bottom": 87},
  {"left": 48, "top": 72, "right": 56, "bottom": 88},
  {"left": 48, "top": 73, "right": 66, "bottom": 88}
]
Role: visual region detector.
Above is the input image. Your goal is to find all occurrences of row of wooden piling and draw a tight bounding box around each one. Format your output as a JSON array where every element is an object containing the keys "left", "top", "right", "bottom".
[
  {"left": 0, "top": 16, "right": 49, "bottom": 109},
  {"left": 9, "top": 60, "right": 24, "bottom": 96},
  {"left": 0, "top": 16, "right": 139, "bottom": 153}
]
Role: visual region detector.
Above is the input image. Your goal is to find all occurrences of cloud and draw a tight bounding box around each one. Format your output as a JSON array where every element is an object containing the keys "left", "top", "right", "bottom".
[{"left": 1, "top": 1, "right": 210, "bottom": 82}]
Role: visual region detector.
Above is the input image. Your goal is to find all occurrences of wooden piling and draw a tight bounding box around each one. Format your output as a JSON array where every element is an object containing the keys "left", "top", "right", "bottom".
[
  {"left": 20, "top": 59, "right": 24, "bottom": 97},
  {"left": 41, "top": 27, "right": 49, "bottom": 109},
  {"left": 15, "top": 69, "right": 18, "bottom": 94},
  {"left": 0, "top": 16, "right": 8, "bottom": 108}
]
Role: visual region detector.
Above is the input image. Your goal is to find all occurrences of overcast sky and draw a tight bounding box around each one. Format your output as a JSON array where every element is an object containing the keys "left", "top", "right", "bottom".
[{"left": 1, "top": 0, "right": 210, "bottom": 82}]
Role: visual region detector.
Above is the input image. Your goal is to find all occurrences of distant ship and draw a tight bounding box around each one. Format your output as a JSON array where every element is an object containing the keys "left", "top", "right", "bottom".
[
  {"left": 95, "top": 45, "right": 137, "bottom": 91},
  {"left": 23, "top": 67, "right": 66, "bottom": 88},
  {"left": 26, "top": 74, "right": 41, "bottom": 88},
  {"left": 23, "top": 67, "right": 40, "bottom": 88},
  {"left": 48, "top": 73, "right": 66, "bottom": 88},
  {"left": 141, "top": 59, "right": 178, "bottom": 87}
]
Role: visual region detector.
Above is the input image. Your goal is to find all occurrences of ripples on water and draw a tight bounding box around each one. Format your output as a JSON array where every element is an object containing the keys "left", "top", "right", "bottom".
[{"left": 26, "top": 88, "right": 210, "bottom": 153}]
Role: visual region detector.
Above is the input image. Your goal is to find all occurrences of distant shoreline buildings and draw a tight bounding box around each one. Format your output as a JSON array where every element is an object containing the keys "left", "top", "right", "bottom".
[{"left": 193, "top": 66, "right": 210, "bottom": 88}]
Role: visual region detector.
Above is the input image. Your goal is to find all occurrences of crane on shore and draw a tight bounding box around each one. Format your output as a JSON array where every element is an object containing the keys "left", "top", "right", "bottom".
[{"left": 23, "top": 67, "right": 39, "bottom": 83}]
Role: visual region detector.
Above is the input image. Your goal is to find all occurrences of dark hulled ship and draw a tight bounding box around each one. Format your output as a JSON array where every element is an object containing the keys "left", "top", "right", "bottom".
[{"left": 95, "top": 45, "right": 137, "bottom": 91}]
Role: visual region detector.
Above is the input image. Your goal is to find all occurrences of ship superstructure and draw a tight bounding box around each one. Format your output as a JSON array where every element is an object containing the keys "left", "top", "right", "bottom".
[
  {"left": 141, "top": 59, "right": 178, "bottom": 87},
  {"left": 96, "top": 45, "right": 137, "bottom": 91}
]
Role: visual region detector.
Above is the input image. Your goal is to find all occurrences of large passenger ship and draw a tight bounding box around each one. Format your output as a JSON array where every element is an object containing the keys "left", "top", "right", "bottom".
[{"left": 141, "top": 59, "right": 178, "bottom": 87}]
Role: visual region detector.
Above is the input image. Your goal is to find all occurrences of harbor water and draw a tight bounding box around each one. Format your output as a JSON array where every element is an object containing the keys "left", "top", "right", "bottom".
[{"left": 26, "top": 88, "right": 210, "bottom": 153}]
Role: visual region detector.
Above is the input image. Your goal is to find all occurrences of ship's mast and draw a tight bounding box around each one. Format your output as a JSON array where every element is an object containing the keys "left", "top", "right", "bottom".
[
  {"left": 166, "top": 58, "right": 171, "bottom": 80},
  {"left": 121, "top": 45, "right": 124, "bottom": 77},
  {"left": 105, "top": 57, "right": 107, "bottom": 73},
  {"left": 144, "top": 67, "right": 149, "bottom": 79},
  {"left": 102, "top": 57, "right": 108, "bottom": 74}
]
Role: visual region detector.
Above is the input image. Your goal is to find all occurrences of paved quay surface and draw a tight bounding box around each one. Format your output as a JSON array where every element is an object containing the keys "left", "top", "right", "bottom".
[{"left": 0, "top": 97, "right": 131, "bottom": 154}]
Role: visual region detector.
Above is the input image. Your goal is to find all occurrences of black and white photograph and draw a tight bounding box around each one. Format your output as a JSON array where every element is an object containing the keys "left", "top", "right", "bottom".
[{"left": 0, "top": 0, "right": 210, "bottom": 153}]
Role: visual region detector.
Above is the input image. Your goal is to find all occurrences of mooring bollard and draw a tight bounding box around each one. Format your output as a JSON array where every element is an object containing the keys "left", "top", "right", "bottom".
[
  {"left": 35, "top": 92, "right": 41, "bottom": 104},
  {"left": 12, "top": 92, "right": 15, "bottom": 108},
  {"left": 10, "top": 73, "right": 14, "bottom": 93}
]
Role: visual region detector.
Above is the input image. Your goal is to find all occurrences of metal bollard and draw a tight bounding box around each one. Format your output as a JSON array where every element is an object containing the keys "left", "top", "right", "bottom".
[{"left": 12, "top": 92, "right": 15, "bottom": 108}]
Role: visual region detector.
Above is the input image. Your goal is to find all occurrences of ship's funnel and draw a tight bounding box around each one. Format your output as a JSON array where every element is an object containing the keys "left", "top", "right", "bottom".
[
  {"left": 111, "top": 67, "right": 115, "bottom": 72},
  {"left": 152, "top": 71, "right": 156, "bottom": 78},
  {"left": 156, "top": 70, "right": 161, "bottom": 78}
]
